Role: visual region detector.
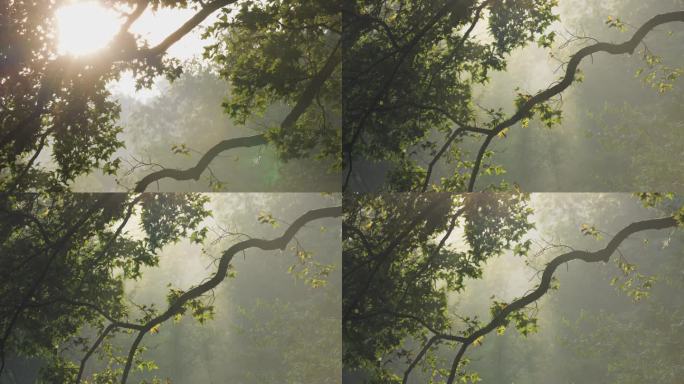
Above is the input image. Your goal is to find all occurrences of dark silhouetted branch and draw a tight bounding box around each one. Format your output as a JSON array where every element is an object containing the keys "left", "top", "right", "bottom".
[
  {"left": 146, "top": 0, "right": 237, "bottom": 56},
  {"left": 134, "top": 134, "right": 268, "bottom": 192},
  {"left": 134, "top": 39, "right": 341, "bottom": 191},
  {"left": 467, "top": 11, "right": 684, "bottom": 192},
  {"left": 119, "top": 205, "right": 342, "bottom": 383},
  {"left": 428, "top": 216, "right": 680, "bottom": 384}
]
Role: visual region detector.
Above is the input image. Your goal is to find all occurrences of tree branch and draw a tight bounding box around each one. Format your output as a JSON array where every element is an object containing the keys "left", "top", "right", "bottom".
[
  {"left": 133, "top": 134, "right": 268, "bottom": 192},
  {"left": 467, "top": 11, "right": 684, "bottom": 192},
  {"left": 281, "top": 40, "right": 340, "bottom": 131},
  {"left": 134, "top": 38, "right": 341, "bottom": 192},
  {"left": 77, "top": 324, "right": 115, "bottom": 383},
  {"left": 343, "top": 0, "right": 471, "bottom": 191},
  {"left": 120, "top": 0, "right": 149, "bottom": 32},
  {"left": 119, "top": 205, "right": 342, "bottom": 383},
  {"left": 429, "top": 216, "right": 680, "bottom": 383},
  {"left": 146, "top": 0, "right": 237, "bottom": 57},
  {"left": 0, "top": 0, "right": 234, "bottom": 168},
  {"left": 343, "top": 0, "right": 491, "bottom": 191}
]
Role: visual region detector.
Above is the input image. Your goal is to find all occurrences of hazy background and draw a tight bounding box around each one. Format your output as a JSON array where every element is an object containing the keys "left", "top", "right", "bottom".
[
  {"left": 2, "top": 193, "right": 342, "bottom": 383},
  {"left": 69, "top": 66, "right": 340, "bottom": 192},
  {"left": 401, "top": 193, "right": 684, "bottom": 383},
  {"left": 43, "top": 3, "right": 341, "bottom": 192},
  {"left": 351, "top": 0, "right": 684, "bottom": 192},
  {"left": 122, "top": 193, "right": 342, "bottom": 383}
]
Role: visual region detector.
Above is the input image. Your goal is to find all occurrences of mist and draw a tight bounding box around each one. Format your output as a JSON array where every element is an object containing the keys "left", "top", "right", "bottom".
[
  {"left": 406, "top": 193, "right": 684, "bottom": 383},
  {"left": 1, "top": 193, "right": 342, "bottom": 384},
  {"left": 349, "top": 0, "right": 684, "bottom": 192}
]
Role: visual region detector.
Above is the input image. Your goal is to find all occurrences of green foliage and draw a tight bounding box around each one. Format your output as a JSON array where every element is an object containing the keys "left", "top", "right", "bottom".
[
  {"left": 170, "top": 144, "right": 191, "bottom": 156},
  {"left": 344, "top": 0, "right": 559, "bottom": 190},
  {"left": 203, "top": 0, "right": 341, "bottom": 165},
  {"left": 343, "top": 192, "right": 534, "bottom": 380},
  {"left": 635, "top": 192, "right": 674, "bottom": 208},
  {"left": 140, "top": 193, "right": 211, "bottom": 252},
  {"left": 286, "top": 249, "right": 335, "bottom": 288},
  {"left": 2, "top": 0, "right": 341, "bottom": 193},
  {"left": 489, "top": 302, "right": 538, "bottom": 337},
  {"left": 610, "top": 259, "right": 657, "bottom": 302},
  {"left": 514, "top": 91, "right": 563, "bottom": 129},
  {"left": 580, "top": 223, "right": 603, "bottom": 240},
  {"left": 605, "top": 15, "right": 626, "bottom": 31},
  {"left": 635, "top": 51, "right": 683, "bottom": 94},
  {"left": 257, "top": 211, "right": 279, "bottom": 227},
  {"left": 0, "top": 193, "right": 210, "bottom": 382},
  {"left": 166, "top": 286, "right": 215, "bottom": 325}
]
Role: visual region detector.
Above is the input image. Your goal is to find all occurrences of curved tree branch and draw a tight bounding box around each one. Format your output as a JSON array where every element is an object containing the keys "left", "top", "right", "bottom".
[
  {"left": 145, "top": 0, "right": 237, "bottom": 57},
  {"left": 134, "top": 39, "right": 341, "bottom": 192},
  {"left": 466, "top": 11, "right": 684, "bottom": 192},
  {"left": 119, "top": 205, "right": 342, "bottom": 383},
  {"left": 133, "top": 134, "right": 268, "bottom": 192},
  {"left": 409, "top": 216, "right": 680, "bottom": 384}
]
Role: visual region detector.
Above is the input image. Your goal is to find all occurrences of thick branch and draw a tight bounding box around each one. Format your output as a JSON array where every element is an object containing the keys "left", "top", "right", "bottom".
[
  {"left": 422, "top": 127, "right": 466, "bottom": 192},
  {"left": 281, "top": 40, "right": 340, "bottom": 131},
  {"left": 120, "top": 0, "right": 149, "bottom": 32},
  {"left": 133, "top": 134, "right": 268, "bottom": 192},
  {"left": 403, "top": 335, "right": 438, "bottom": 384},
  {"left": 77, "top": 324, "right": 115, "bottom": 383},
  {"left": 146, "top": 0, "right": 237, "bottom": 56},
  {"left": 438, "top": 216, "right": 679, "bottom": 383},
  {"left": 119, "top": 205, "right": 342, "bottom": 383},
  {"left": 134, "top": 39, "right": 340, "bottom": 191},
  {"left": 467, "top": 11, "right": 684, "bottom": 192}
]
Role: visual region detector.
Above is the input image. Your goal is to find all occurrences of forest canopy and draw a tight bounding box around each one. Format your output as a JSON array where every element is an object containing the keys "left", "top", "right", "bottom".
[
  {"left": 1, "top": 0, "right": 341, "bottom": 193},
  {"left": 0, "top": 192, "right": 342, "bottom": 383},
  {"left": 342, "top": 0, "right": 684, "bottom": 192},
  {"left": 3, "top": 0, "right": 684, "bottom": 383},
  {"left": 343, "top": 192, "right": 684, "bottom": 383}
]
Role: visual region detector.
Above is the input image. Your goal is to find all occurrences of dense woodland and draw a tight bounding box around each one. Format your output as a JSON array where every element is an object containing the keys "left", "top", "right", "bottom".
[
  {"left": 343, "top": 193, "right": 684, "bottom": 383},
  {"left": 2, "top": 0, "right": 344, "bottom": 382},
  {"left": 2, "top": 0, "right": 684, "bottom": 383},
  {"left": 344, "top": 0, "right": 684, "bottom": 192},
  {"left": 0, "top": 193, "right": 341, "bottom": 382},
  {"left": 340, "top": 2, "right": 684, "bottom": 379},
  {"left": 1, "top": 0, "right": 341, "bottom": 193}
]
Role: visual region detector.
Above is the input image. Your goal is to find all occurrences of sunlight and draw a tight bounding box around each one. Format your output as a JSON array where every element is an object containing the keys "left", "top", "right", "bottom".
[{"left": 55, "top": 1, "right": 121, "bottom": 56}]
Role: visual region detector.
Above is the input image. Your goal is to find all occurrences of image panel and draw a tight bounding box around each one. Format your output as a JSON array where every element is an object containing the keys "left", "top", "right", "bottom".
[
  {"left": 342, "top": 0, "right": 684, "bottom": 192},
  {"left": 0, "top": 192, "right": 341, "bottom": 383},
  {"left": 1, "top": 1, "right": 341, "bottom": 192},
  {"left": 343, "top": 192, "right": 684, "bottom": 383}
]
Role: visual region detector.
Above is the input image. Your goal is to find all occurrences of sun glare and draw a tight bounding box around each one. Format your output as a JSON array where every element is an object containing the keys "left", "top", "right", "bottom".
[{"left": 56, "top": 1, "right": 121, "bottom": 56}]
